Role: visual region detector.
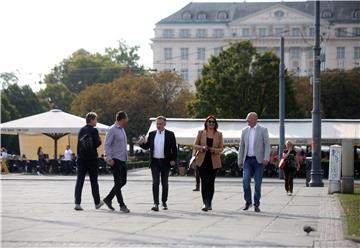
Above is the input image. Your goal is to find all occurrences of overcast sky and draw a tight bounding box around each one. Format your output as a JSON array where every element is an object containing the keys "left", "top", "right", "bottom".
[{"left": 1, "top": 0, "right": 305, "bottom": 90}]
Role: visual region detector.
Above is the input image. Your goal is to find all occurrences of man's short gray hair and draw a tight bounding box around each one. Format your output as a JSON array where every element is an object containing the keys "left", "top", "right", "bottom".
[
  {"left": 246, "top": 112, "right": 258, "bottom": 120},
  {"left": 156, "top": 116, "right": 167, "bottom": 122}
]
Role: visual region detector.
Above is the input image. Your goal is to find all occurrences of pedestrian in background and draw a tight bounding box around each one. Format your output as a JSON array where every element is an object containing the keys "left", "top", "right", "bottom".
[{"left": 282, "top": 140, "right": 300, "bottom": 196}]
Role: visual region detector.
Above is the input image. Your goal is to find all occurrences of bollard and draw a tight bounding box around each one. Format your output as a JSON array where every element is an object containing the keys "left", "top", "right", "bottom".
[
  {"left": 328, "top": 145, "right": 341, "bottom": 194},
  {"left": 341, "top": 140, "right": 354, "bottom": 194}
]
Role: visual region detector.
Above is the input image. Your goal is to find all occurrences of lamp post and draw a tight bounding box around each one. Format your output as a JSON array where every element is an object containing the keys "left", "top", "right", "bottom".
[
  {"left": 310, "top": 0, "right": 324, "bottom": 187},
  {"left": 279, "top": 36, "right": 285, "bottom": 179}
]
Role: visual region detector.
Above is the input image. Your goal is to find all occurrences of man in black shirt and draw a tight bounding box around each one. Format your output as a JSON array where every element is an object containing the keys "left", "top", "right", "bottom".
[{"left": 74, "top": 112, "right": 104, "bottom": 211}]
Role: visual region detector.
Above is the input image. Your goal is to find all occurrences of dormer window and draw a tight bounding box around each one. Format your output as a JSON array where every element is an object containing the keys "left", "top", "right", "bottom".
[
  {"left": 353, "top": 9, "right": 360, "bottom": 19},
  {"left": 217, "top": 11, "right": 228, "bottom": 20},
  {"left": 182, "top": 11, "right": 192, "bottom": 20},
  {"left": 322, "top": 9, "right": 333, "bottom": 19},
  {"left": 197, "top": 12, "right": 207, "bottom": 20}
]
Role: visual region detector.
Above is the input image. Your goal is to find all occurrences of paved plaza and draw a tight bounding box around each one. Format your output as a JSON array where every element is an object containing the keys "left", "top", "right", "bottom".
[{"left": 1, "top": 169, "right": 359, "bottom": 248}]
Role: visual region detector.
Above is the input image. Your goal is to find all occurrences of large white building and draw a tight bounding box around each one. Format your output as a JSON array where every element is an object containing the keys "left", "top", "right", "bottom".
[{"left": 151, "top": 1, "right": 360, "bottom": 90}]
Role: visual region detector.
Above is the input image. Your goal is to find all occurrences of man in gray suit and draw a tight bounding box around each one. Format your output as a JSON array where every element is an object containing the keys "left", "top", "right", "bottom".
[{"left": 238, "top": 112, "right": 270, "bottom": 212}]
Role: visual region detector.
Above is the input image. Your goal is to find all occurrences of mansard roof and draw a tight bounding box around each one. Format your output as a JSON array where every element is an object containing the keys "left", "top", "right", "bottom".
[{"left": 157, "top": 1, "right": 360, "bottom": 24}]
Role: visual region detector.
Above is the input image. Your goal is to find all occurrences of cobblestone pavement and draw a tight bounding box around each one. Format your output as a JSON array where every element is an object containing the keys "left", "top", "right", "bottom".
[{"left": 1, "top": 170, "right": 359, "bottom": 247}]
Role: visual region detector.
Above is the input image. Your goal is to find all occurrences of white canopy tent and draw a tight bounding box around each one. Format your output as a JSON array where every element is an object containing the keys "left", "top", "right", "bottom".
[
  {"left": 146, "top": 118, "right": 360, "bottom": 146},
  {"left": 0, "top": 109, "right": 109, "bottom": 159}
]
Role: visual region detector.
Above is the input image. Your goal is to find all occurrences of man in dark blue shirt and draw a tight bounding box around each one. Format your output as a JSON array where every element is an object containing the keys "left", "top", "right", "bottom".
[{"left": 74, "top": 112, "right": 103, "bottom": 211}]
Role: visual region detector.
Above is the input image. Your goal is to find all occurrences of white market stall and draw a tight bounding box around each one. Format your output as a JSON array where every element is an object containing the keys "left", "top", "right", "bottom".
[
  {"left": 0, "top": 109, "right": 109, "bottom": 160},
  {"left": 146, "top": 118, "right": 360, "bottom": 146}
]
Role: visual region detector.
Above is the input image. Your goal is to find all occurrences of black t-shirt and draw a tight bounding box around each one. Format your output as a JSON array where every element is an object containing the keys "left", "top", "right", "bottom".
[{"left": 284, "top": 149, "right": 297, "bottom": 168}]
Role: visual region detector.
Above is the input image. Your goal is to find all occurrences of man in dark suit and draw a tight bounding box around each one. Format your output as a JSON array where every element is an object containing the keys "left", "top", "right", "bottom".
[{"left": 138, "top": 116, "right": 177, "bottom": 211}]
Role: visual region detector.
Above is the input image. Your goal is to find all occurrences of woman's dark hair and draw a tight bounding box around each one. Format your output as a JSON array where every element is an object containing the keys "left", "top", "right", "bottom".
[
  {"left": 116, "top": 111, "right": 128, "bottom": 121},
  {"left": 37, "top": 146, "right": 42, "bottom": 155},
  {"left": 204, "top": 115, "right": 218, "bottom": 131}
]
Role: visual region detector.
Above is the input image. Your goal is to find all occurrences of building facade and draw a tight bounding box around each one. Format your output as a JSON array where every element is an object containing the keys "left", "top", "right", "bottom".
[{"left": 151, "top": 1, "right": 360, "bottom": 90}]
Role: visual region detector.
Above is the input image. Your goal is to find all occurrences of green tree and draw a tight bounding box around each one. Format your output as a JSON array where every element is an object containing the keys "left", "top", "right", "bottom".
[
  {"left": 105, "top": 40, "right": 143, "bottom": 71},
  {"left": 1, "top": 83, "right": 44, "bottom": 154},
  {"left": 71, "top": 73, "right": 193, "bottom": 142},
  {"left": 0, "top": 72, "right": 19, "bottom": 88},
  {"left": 189, "top": 41, "right": 304, "bottom": 118},
  {"left": 44, "top": 49, "right": 126, "bottom": 93},
  {"left": 152, "top": 71, "right": 194, "bottom": 117},
  {"left": 320, "top": 68, "right": 360, "bottom": 118},
  {"left": 37, "top": 83, "right": 77, "bottom": 112}
]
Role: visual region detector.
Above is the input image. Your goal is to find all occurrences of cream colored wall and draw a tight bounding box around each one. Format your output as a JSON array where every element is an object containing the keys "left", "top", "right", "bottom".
[{"left": 19, "top": 134, "right": 106, "bottom": 160}]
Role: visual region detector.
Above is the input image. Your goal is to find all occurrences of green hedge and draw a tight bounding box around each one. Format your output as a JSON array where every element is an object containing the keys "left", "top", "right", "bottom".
[{"left": 127, "top": 160, "right": 149, "bottom": 170}]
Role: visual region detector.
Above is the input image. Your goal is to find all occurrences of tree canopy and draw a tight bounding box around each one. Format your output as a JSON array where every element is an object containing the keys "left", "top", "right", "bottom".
[{"left": 189, "top": 41, "right": 304, "bottom": 119}]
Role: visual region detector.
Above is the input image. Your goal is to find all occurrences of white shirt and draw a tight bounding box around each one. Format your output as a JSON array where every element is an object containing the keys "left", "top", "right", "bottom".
[
  {"left": 247, "top": 125, "right": 257, "bottom": 156},
  {"left": 153, "top": 130, "right": 165, "bottom": 159},
  {"left": 64, "top": 149, "right": 73, "bottom": 161}
]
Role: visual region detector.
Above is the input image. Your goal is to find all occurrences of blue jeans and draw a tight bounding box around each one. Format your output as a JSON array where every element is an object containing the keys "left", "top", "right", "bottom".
[{"left": 243, "top": 157, "right": 264, "bottom": 206}]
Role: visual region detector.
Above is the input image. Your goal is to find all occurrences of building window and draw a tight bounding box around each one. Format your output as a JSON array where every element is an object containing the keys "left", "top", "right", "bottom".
[
  {"left": 214, "top": 47, "right": 221, "bottom": 56},
  {"left": 290, "top": 47, "right": 301, "bottom": 59},
  {"left": 353, "top": 27, "right": 360, "bottom": 37},
  {"left": 213, "top": 29, "right": 224, "bottom": 38},
  {"left": 354, "top": 47, "right": 360, "bottom": 59},
  {"left": 272, "top": 47, "right": 280, "bottom": 58},
  {"left": 322, "top": 9, "right": 333, "bottom": 19},
  {"left": 197, "top": 12, "right": 207, "bottom": 20},
  {"left": 335, "top": 28, "right": 347, "bottom": 37},
  {"left": 291, "top": 27, "right": 301, "bottom": 37},
  {"left": 259, "top": 28, "right": 267, "bottom": 37},
  {"left": 180, "top": 69, "right": 189, "bottom": 81},
  {"left": 256, "top": 47, "right": 267, "bottom": 55},
  {"left": 309, "top": 27, "right": 314, "bottom": 37},
  {"left": 197, "top": 68, "right": 202, "bottom": 79},
  {"left": 182, "top": 11, "right": 192, "bottom": 20},
  {"left": 196, "top": 29, "right": 207, "bottom": 38},
  {"left": 162, "top": 29, "right": 174, "bottom": 38},
  {"left": 352, "top": 9, "right": 360, "bottom": 19},
  {"left": 242, "top": 28, "right": 250, "bottom": 37},
  {"left": 307, "top": 48, "right": 313, "bottom": 59},
  {"left": 217, "top": 11, "right": 228, "bottom": 20},
  {"left": 337, "top": 47, "right": 345, "bottom": 59},
  {"left": 275, "top": 28, "right": 284, "bottom": 37},
  {"left": 197, "top": 48, "right": 206, "bottom": 60},
  {"left": 164, "top": 48, "right": 172, "bottom": 60},
  {"left": 180, "top": 48, "right": 189, "bottom": 60},
  {"left": 179, "top": 29, "right": 190, "bottom": 38}
]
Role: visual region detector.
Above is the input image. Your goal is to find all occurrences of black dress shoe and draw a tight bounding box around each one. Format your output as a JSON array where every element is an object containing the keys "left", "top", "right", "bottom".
[
  {"left": 103, "top": 198, "right": 115, "bottom": 211},
  {"left": 162, "top": 203, "right": 168, "bottom": 210},
  {"left": 243, "top": 204, "right": 252, "bottom": 211},
  {"left": 208, "top": 205, "right": 212, "bottom": 211},
  {"left": 201, "top": 205, "right": 208, "bottom": 211},
  {"left": 254, "top": 206, "right": 261, "bottom": 212},
  {"left": 151, "top": 204, "right": 159, "bottom": 211},
  {"left": 193, "top": 187, "right": 200, "bottom": 191}
]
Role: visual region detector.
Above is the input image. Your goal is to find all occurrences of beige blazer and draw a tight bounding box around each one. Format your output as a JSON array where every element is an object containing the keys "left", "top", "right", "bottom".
[
  {"left": 238, "top": 124, "right": 270, "bottom": 165},
  {"left": 193, "top": 130, "right": 224, "bottom": 169}
]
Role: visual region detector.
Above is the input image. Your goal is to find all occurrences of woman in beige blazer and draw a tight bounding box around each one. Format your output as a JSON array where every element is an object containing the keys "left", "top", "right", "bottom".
[{"left": 193, "top": 116, "right": 223, "bottom": 211}]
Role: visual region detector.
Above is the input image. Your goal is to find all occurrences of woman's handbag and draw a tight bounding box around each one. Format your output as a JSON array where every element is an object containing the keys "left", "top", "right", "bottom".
[
  {"left": 189, "top": 156, "right": 196, "bottom": 169},
  {"left": 278, "top": 156, "right": 286, "bottom": 169}
]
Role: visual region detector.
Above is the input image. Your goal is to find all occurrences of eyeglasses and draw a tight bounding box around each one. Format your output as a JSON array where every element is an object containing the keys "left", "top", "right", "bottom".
[{"left": 207, "top": 121, "right": 215, "bottom": 124}]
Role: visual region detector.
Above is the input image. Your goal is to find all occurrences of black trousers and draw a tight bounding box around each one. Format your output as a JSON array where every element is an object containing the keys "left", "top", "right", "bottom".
[
  {"left": 74, "top": 159, "right": 100, "bottom": 205},
  {"left": 151, "top": 159, "right": 170, "bottom": 205},
  {"left": 199, "top": 159, "right": 217, "bottom": 207},
  {"left": 104, "top": 159, "right": 127, "bottom": 207},
  {"left": 283, "top": 166, "right": 297, "bottom": 193},
  {"left": 194, "top": 166, "right": 200, "bottom": 188}
]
